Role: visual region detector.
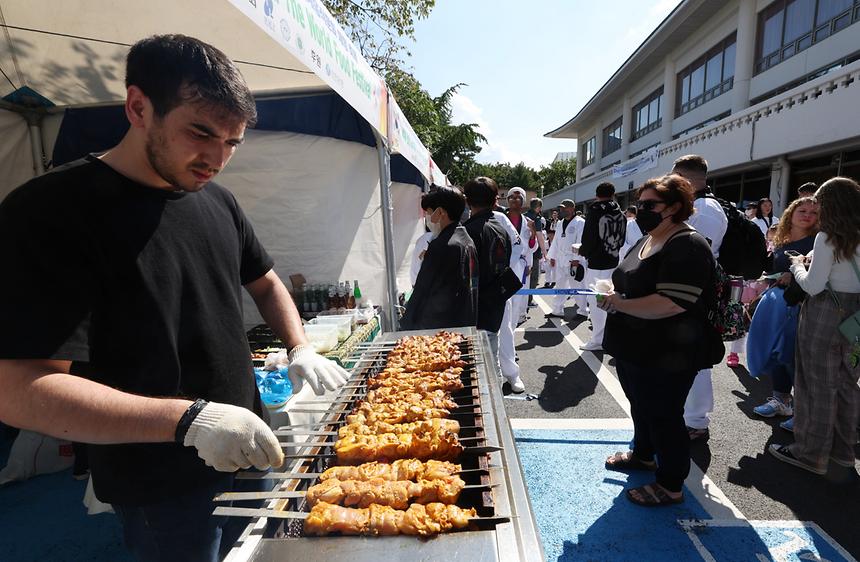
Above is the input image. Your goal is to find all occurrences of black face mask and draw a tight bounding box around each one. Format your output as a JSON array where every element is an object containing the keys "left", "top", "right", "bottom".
[{"left": 635, "top": 209, "right": 666, "bottom": 234}]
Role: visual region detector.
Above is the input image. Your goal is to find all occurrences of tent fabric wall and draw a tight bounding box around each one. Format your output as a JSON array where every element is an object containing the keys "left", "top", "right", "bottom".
[
  {"left": 215, "top": 130, "right": 385, "bottom": 329},
  {"left": 390, "top": 182, "right": 425, "bottom": 295},
  {"left": 0, "top": 109, "right": 35, "bottom": 200}
]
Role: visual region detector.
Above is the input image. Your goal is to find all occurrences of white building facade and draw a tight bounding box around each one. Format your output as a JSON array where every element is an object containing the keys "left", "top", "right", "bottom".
[{"left": 545, "top": 0, "right": 860, "bottom": 214}]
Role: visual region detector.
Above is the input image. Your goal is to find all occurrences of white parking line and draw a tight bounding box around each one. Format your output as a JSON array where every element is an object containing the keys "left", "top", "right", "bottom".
[
  {"left": 510, "top": 418, "right": 634, "bottom": 430},
  {"left": 518, "top": 296, "right": 746, "bottom": 521}
]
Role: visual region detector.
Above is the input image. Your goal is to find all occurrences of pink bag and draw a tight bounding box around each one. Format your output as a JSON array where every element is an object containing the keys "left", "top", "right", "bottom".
[{"left": 741, "top": 280, "right": 769, "bottom": 304}]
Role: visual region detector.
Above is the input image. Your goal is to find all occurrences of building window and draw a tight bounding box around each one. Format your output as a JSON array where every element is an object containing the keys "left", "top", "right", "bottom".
[
  {"left": 602, "top": 117, "right": 623, "bottom": 157},
  {"left": 631, "top": 88, "right": 663, "bottom": 141},
  {"left": 755, "top": 0, "right": 860, "bottom": 74},
  {"left": 582, "top": 136, "right": 596, "bottom": 166},
  {"left": 676, "top": 34, "right": 736, "bottom": 117}
]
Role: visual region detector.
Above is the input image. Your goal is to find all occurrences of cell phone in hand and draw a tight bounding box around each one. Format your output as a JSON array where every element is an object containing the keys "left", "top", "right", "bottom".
[{"left": 784, "top": 250, "right": 802, "bottom": 257}]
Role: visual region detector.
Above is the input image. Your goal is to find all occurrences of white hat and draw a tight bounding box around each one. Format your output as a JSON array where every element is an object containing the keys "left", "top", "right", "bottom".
[{"left": 507, "top": 187, "right": 526, "bottom": 198}]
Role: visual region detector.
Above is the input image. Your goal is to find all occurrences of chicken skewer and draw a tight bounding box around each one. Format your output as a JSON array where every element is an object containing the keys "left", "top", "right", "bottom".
[
  {"left": 333, "top": 430, "right": 465, "bottom": 464},
  {"left": 304, "top": 475, "right": 466, "bottom": 508},
  {"left": 304, "top": 502, "right": 477, "bottom": 536}
]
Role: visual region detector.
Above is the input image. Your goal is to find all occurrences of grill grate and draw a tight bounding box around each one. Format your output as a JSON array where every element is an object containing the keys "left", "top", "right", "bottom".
[{"left": 227, "top": 335, "right": 500, "bottom": 539}]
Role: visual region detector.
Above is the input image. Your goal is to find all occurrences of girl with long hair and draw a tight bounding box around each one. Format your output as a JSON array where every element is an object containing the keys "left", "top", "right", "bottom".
[
  {"left": 753, "top": 197, "right": 780, "bottom": 236},
  {"left": 769, "top": 177, "right": 860, "bottom": 481},
  {"left": 746, "top": 197, "right": 819, "bottom": 425}
]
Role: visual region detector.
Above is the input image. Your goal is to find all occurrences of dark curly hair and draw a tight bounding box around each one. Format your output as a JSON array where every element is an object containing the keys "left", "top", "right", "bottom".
[
  {"left": 815, "top": 177, "right": 860, "bottom": 262},
  {"left": 637, "top": 174, "right": 695, "bottom": 223}
]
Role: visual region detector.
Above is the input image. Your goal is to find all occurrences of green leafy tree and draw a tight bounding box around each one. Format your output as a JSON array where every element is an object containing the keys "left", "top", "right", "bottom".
[
  {"left": 324, "top": 0, "right": 435, "bottom": 72},
  {"left": 538, "top": 158, "right": 577, "bottom": 194},
  {"left": 385, "top": 67, "right": 486, "bottom": 182}
]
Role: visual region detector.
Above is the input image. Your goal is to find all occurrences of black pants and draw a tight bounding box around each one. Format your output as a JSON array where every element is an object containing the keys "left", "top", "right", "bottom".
[
  {"left": 616, "top": 359, "right": 697, "bottom": 493},
  {"left": 528, "top": 253, "right": 541, "bottom": 304}
]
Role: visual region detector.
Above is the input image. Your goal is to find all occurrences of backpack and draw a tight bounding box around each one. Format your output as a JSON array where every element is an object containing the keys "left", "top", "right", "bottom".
[
  {"left": 709, "top": 261, "right": 747, "bottom": 342},
  {"left": 668, "top": 230, "right": 745, "bottom": 352},
  {"left": 705, "top": 194, "right": 768, "bottom": 280}
]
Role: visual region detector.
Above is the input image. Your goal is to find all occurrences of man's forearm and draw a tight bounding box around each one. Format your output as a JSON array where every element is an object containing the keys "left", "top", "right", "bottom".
[{"left": 0, "top": 360, "right": 190, "bottom": 444}]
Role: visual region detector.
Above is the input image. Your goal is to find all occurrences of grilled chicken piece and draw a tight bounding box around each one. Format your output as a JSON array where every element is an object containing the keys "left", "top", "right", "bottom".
[
  {"left": 335, "top": 430, "right": 463, "bottom": 464},
  {"left": 365, "top": 375, "right": 464, "bottom": 393},
  {"left": 304, "top": 502, "right": 476, "bottom": 536},
  {"left": 306, "top": 476, "right": 465, "bottom": 509},
  {"left": 345, "top": 404, "right": 450, "bottom": 426},
  {"left": 337, "top": 419, "right": 460, "bottom": 439},
  {"left": 319, "top": 459, "right": 462, "bottom": 483}
]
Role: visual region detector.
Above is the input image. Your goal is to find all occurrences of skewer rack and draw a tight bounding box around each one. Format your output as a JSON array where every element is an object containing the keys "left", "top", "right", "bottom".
[{"left": 224, "top": 327, "right": 545, "bottom": 562}]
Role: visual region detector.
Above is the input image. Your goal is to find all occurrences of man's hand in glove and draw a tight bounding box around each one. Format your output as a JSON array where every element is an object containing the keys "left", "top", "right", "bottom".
[
  {"left": 287, "top": 344, "right": 350, "bottom": 395},
  {"left": 182, "top": 401, "right": 284, "bottom": 472}
]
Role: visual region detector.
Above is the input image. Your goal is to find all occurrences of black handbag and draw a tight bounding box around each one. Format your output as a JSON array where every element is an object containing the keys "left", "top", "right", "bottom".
[{"left": 485, "top": 266, "right": 523, "bottom": 303}]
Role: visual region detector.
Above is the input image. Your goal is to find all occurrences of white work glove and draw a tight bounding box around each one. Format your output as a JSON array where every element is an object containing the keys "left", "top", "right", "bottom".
[
  {"left": 183, "top": 401, "right": 284, "bottom": 472},
  {"left": 287, "top": 344, "right": 350, "bottom": 395}
]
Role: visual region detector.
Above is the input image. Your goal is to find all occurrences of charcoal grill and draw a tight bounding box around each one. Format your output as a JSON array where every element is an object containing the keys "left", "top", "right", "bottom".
[{"left": 222, "top": 327, "right": 545, "bottom": 562}]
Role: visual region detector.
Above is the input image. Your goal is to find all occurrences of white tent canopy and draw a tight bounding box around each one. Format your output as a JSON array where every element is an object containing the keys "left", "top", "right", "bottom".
[{"left": 0, "top": 0, "right": 446, "bottom": 328}]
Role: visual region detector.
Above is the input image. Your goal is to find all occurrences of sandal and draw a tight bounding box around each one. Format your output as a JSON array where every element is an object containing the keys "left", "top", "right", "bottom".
[
  {"left": 605, "top": 451, "right": 656, "bottom": 471},
  {"left": 626, "top": 483, "right": 684, "bottom": 507}
]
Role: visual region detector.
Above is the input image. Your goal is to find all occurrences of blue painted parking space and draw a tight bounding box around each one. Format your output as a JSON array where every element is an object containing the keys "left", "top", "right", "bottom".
[
  {"left": 515, "top": 428, "right": 710, "bottom": 562},
  {"left": 681, "top": 520, "right": 856, "bottom": 562},
  {"left": 513, "top": 428, "right": 857, "bottom": 562}
]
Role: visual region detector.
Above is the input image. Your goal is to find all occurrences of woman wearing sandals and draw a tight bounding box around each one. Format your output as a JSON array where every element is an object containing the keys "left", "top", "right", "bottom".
[
  {"left": 599, "top": 174, "right": 722, "bottom": 506},
  {"left": 769, "top": 177, "right": 860, "bottom": 481}
]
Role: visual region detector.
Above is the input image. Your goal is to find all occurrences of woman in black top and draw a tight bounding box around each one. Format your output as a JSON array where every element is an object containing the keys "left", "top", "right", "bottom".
[{"left": 599, "top": 174, "right": 720, "bottom": 506}]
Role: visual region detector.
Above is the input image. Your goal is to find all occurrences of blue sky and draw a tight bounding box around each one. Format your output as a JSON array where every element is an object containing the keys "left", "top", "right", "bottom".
[{"left": 407, "top": 0, "right": 681, "bottom": 169}]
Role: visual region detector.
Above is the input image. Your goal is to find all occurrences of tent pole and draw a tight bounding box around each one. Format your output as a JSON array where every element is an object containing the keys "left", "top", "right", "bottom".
[
  {"left": 26, "top": 115, "right": 45, "bottom": 175},
  {"left": 373, "top": 130, "right": 399, "bottom": 332}
]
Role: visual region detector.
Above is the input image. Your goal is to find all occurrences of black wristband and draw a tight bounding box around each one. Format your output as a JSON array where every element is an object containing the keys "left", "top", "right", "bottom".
[{"left": 174, "top": 399, "right": 209, "bottom": 444}]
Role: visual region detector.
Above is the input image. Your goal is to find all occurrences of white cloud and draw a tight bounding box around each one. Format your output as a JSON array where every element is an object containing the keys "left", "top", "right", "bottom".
[
  {"left": 449, "top": 92, "right": 492, "bottom": 136},
  {"left": 449, "top": 92, "right": 545, "bottom": 168}
]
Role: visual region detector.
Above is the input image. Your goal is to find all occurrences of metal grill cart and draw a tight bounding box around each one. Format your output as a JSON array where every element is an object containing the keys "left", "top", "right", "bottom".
[{"left": 223, "top": 327, "right": 545, "bottom": 562}]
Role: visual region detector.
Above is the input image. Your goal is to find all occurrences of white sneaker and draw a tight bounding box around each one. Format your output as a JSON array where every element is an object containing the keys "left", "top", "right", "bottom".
[
  {"left": 580, "top": 340, "right": 603, "bottom": 352},
  {"left": 506, "top": 375, "right": 525, "bottom": 393}
]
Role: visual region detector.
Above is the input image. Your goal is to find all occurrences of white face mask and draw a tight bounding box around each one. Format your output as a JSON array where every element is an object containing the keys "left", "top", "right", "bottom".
[{"left": 424, "top": 209, "right": 443, "bottom": 238}]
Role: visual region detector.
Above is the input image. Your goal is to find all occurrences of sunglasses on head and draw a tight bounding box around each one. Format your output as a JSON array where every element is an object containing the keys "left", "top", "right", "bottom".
[
  {"left": 636, "top": 199, "right": 665, "bottom": 211},
  {"left": 507, "top": 195, "right": 523, "bottom": 200}
]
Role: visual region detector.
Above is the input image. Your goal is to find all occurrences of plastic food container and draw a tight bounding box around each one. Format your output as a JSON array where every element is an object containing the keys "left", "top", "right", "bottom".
[
  {"left": 317, "top": 310, "right": 359, "bottom": 327},
  {"left": 302, "top": 324, "right": 339, "bottom": 353},
  {"left": 309, "top": 316, "right": 353, "bottom": 341}
]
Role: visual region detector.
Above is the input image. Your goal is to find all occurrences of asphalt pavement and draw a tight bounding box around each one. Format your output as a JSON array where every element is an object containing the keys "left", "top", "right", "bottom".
[{"left": 500, "top": 293, "right": 860, "bottom": 558}]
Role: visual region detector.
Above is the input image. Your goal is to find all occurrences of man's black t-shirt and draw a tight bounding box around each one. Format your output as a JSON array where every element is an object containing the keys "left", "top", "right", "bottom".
[
  {"left": 603, "top": 230, "right": 716, "bottom": 373},
  {"left": 0, "top": 157, "right": 273, "bottom": 505}
]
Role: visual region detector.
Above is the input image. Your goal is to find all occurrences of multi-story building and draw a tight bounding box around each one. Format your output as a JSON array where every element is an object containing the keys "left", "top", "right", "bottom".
[
  {"left": 544, "top": 0, "right": 860, "bottom": 213},
  {"left": 552, "top": 151, "right": 577, "bottom": 164}
]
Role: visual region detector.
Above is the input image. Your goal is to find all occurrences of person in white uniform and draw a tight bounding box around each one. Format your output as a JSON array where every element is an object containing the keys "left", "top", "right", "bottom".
[
  {"left": 409, "top": 229, "right": 434, "bottom": 287},
  {"left": 620, "top": 205, "right": 643, "bottom": 258},
  {"left": 544, "top": 209, "right": 560, "bottom": 286},
  {"left": 546, "top": 200, "right": 587, "bottom": 318},
  {"left": 505, "top": 187, "right": 538, "bottom": 324},
  {"left": 671, "top": 155, "right": 728, "bottom": 441},
  {"left": 490, "top": 208, "right": 526, "bottom": 393}
]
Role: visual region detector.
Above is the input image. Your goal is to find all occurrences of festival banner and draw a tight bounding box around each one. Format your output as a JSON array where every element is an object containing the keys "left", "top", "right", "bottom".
[
  {"left": 611, "top": 146, "right": 659, "bottom": 178},
  {"left": 388, "top": 94, "right": 431, "bottom": 181},
  {"left": 228, "top": 0, "right": 388, "bottom": 136}
]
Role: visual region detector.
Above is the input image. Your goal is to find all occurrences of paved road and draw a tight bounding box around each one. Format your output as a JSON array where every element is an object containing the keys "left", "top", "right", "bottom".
[{"left": 500, "top": 294, "right": 860, "bottom": 558}]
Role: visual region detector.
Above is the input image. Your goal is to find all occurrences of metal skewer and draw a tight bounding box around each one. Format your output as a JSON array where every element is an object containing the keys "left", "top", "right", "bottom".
[
  {"left": 277, "top": 445, "right": 502, "bottom": 460},
  {"left": 212, "top": 506, "right": 511, "bottom": 523},
  {"left": 234, "top": 467, "right": 496, "bottom": 480},
  {"left": 213, "top": 483, "right": 497, "bottom": 502},
  {"left": 278, "top": 436, "right": 488, "bottom": 448},
  {"left": 274, "top": 425, "right": 485, "bottom": 436}
]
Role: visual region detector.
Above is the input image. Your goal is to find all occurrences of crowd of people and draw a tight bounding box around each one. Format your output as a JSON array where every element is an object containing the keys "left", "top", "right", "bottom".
[{"left": 406, "top": 153, "right": 860, "bottom": 504}]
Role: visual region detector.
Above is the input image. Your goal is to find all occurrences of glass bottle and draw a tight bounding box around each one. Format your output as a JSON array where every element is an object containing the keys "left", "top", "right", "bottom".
[
  {"left": 345, "top": 281, "right": 355, "bottom": 308},
  {"left": 353, "top": 279, "right": 362, "bottom": 304}
]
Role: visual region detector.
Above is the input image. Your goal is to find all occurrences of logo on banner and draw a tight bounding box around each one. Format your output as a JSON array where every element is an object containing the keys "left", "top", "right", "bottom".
[{"left": 279, "top": 18, "right": 291, "bottom": 41}]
